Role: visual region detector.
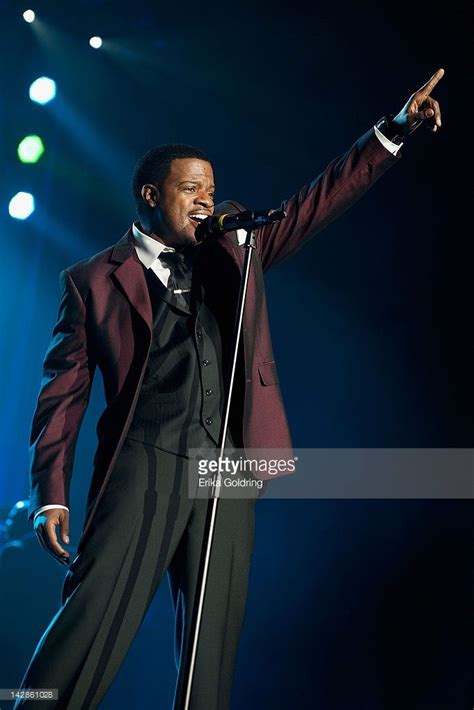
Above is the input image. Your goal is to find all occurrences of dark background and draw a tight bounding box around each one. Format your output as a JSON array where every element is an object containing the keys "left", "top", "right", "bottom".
[{"left": 0, "top": 0, "right": 472, "bottom": 708}]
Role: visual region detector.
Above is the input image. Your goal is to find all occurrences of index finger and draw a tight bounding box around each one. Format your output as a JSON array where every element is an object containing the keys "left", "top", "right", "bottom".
[{"left": 416, "top": 68, "right": 445, "bottom": 99}]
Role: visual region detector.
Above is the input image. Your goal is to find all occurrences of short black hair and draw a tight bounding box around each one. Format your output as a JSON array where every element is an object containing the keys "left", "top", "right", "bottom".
[{"left": 132, "top": 143, "right": 212, "bottom": 216}]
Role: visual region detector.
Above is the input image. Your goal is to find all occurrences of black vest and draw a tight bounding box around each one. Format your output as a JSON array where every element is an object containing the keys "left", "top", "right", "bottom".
[{"left": 126, "top": 261, "right": 234, "bottom": 455}]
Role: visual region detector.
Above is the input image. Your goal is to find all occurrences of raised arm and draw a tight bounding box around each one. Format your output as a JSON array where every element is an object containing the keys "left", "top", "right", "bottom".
[
  {"left": 256, "top": 68, "right": 444, "bottom": 271},
  {"left": 256, "top": 126, "right": 400, "bottom": 271}
]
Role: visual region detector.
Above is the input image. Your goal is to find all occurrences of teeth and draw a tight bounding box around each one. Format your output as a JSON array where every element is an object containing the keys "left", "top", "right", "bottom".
[{"left": 190, "top": 214, "right": 207, "bottom": 221}]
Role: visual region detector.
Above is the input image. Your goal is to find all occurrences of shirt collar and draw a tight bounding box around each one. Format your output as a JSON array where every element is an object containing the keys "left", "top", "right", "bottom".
[{"left": 132, "top": 222, "right": 175, "bottom": 269}]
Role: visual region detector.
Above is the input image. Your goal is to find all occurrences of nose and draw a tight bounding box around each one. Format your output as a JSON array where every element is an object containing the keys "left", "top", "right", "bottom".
[{"left": 195, "top": 192, "right": 213, "bottom": 209}]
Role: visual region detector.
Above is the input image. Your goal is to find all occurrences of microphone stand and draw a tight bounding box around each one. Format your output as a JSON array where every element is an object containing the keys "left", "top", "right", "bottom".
[{"left": 180, "top": 225, "right": 257, "bottom": 710}]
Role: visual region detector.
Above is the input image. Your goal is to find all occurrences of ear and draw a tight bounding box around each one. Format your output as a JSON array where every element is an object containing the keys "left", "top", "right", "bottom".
[{"left": 141, "top": 184, "right": 160, "bottom": 209}]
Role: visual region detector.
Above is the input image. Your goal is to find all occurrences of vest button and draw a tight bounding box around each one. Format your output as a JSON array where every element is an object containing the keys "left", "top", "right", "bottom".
[
  {"left": 205, "top": 389, "right": 213, "bottom": 396},
  {"left": 205, "top": 416, "right": 213, "bottom": 425},
  {"left": 196, "top": 330, "right": 202, "bottom": 338},
  {"left": 202, "top": 359, "right": 210, "bottom": 366}
]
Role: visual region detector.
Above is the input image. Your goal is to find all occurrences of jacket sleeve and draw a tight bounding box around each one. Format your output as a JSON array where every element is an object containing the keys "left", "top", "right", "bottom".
[
  {"left": 28, "top": 269, "right": 96, "bottom": 523},
  {"left": 256, "top": 126, "right": 401, "bottom": 272}
]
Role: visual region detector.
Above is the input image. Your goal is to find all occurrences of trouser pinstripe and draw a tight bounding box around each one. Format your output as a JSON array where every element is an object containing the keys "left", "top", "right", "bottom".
[{"left": 14, "top": 437, "right": 256, "bottom": 709}]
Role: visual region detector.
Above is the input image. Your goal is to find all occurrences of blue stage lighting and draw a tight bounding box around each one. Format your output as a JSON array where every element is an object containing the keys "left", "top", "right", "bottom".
[
  {"left": 8, "top": 192, "right": 35, "bottom": 220},
  {"left": 29, "top": 77, "right": 56, "bottom": 105},
  {"left": 23, "top": 9, "right": 36, "bottom": 23}
]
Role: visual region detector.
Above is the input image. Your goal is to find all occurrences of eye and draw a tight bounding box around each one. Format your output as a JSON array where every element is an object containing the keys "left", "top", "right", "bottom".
[{"left": 184, "top": 186, "right": 196, "bottom": 192}]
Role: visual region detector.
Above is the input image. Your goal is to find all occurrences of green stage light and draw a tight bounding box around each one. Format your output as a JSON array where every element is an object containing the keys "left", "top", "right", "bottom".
[{"left": 17, "top": 135, "right": 45, "bottom": 164}]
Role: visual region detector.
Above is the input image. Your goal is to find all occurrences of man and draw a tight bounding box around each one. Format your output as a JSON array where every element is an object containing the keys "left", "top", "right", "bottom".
[{"left": 15, "top": 69, "right": 444, "bottom": 709}]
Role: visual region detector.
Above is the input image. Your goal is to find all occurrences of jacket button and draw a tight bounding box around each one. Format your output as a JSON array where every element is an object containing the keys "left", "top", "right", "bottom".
[
  {"left": 202, "top": 359, "right": 209, "bottom": 366},
  {"left": 205, "top": 389, "right": 213, "bottom": 396},
  {"left": 196, "top": 330, "right": 202, "bottom": 338},
  {"left": 205, "top": 416, "right": 213, "bottom": 425}
]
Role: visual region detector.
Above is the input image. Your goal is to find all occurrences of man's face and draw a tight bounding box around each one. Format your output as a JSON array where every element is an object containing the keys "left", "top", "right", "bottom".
[{"left": 141, "top": 158, "right": 215, "bottom": 248}]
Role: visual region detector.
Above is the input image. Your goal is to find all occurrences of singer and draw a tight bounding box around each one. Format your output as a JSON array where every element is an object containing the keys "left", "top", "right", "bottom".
[{"left": 15, "top": 69, "right": 444, "bottom": 709}]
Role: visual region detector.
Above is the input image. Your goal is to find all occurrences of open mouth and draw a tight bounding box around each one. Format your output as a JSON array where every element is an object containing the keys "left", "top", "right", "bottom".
[{"left": 189, "top": 213, "right": 209, "bottom": 228}]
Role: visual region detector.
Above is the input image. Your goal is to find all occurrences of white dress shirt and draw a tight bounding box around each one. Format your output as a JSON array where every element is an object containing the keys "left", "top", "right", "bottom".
[
  {"left": 32, "top": 126, "right": 401, "bottom": 524},
  {"left": 131, "top": 223, "right": 178, "bottom": 286}
]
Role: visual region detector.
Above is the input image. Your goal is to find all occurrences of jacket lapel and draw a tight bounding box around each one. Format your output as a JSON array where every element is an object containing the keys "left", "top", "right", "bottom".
[
  {"left": 108, "top": 212, "right": 244, "bottom": 330},
  {"left": 109, "top": 229, "right": 153, "bottom": 331}
]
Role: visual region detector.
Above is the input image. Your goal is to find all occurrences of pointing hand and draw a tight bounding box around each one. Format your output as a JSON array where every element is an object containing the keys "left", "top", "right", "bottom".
[{"left": 393, "top": 68, "right": 445, "bottom": 136}]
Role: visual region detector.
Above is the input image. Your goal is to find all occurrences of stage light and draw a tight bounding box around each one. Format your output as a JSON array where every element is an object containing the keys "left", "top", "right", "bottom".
[
  {"left": 17, "top": 135, "right": 45, "bottom": 164},
  {"left": 29, "top": 77, "right": 56, "bottom": 105},
  {"left": 89, "top": 36, "right": 102, "bottom": 49},
  {"left": 8, "top": 192, "right": 35, "bottom": 220},
  {"left": 23, "top": 9, "right": 35, "bottom": 23}
]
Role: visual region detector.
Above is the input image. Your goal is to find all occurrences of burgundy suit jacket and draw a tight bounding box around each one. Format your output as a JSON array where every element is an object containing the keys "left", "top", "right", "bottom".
[{"left": 28, "top": 127, "right": 399, "bottom": 536}]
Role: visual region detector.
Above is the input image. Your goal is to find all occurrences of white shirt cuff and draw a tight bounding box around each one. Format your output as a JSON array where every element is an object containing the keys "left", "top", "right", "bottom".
[
  {"left": 373, "top": 124, "right": 402, "bottom": 156},
  {"left": 33, "top": 504, "right": 69, "bottom": 521}
]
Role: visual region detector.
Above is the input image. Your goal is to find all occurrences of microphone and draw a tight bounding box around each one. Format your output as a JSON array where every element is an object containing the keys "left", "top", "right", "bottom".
[{"left": 195, "top": 208, "right": 287, "bottom": 240}]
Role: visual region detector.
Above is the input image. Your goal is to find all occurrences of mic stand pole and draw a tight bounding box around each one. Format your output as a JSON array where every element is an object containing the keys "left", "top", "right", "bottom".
[{"left": 181, "top": 225, "right": 257, "bottom": 710}]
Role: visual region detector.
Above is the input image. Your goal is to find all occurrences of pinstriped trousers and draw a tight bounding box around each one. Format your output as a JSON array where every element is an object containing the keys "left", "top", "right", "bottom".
[{"left": 14, "top": 436, "right": 256, "bottom": 709}]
